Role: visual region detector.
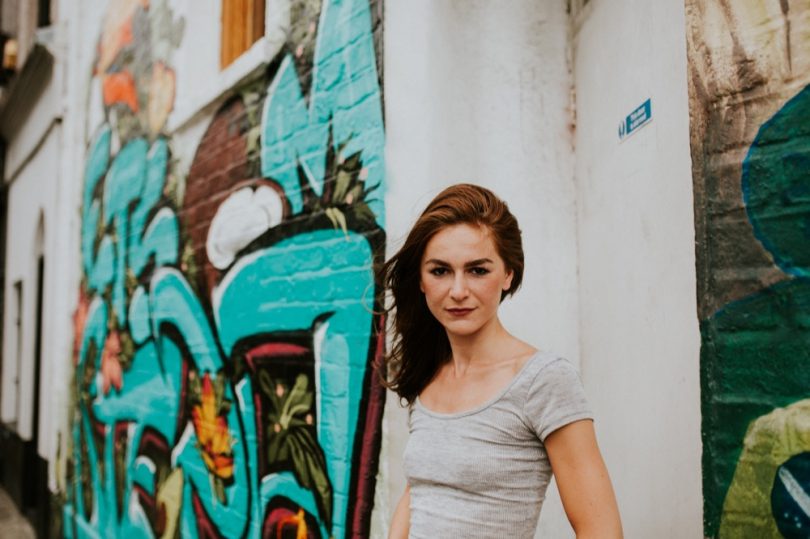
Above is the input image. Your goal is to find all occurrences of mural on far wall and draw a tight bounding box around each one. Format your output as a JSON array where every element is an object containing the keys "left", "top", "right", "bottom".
[
  {"left": 686, "top": 1, "right": 810, "bottom": 537},
  {"left": 62, "top": 0, "right": 386, "bottom": 537}
]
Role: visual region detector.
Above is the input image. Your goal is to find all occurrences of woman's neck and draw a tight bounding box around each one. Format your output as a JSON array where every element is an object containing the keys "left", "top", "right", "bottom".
[{"left": 445, "top": 317, "right": 517, "bottom": 374}]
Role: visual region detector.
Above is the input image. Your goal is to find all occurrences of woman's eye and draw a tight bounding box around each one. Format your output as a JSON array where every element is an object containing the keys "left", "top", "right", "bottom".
[
  {"left": 429, "top": 267, "right": 448, "bottom": 276},
  {"left": 470, "top": 267, "right": 490, "bottom": 276}
]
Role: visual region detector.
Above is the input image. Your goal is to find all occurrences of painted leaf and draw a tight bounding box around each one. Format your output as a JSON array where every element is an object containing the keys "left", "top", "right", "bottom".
[{"left": 264, "top": 374, "right": 333, "bottom": 528}]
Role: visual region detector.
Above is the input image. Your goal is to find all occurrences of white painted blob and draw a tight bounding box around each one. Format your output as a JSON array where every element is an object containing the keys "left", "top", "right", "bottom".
[{"left": 206, "top": 185, "right": 284, "bottom": 269}]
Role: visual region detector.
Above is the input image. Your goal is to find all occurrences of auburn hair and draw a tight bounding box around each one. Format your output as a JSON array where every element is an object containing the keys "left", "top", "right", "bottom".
[{"left": 382, "top": 183, "right": 524, "bottom": 404}]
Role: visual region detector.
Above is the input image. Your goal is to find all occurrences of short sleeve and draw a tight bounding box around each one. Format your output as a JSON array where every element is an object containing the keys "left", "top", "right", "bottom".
[{"left": 523, "top": 358, "right": 593, "bottom": 441}]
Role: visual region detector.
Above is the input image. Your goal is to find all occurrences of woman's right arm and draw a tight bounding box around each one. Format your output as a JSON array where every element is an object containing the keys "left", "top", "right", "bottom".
[
  {"left": 545, "top": 420, "right": 622, "bottom": 538},
  {"left": 388, "top": 485, "right": 410, "bottom": 539}
]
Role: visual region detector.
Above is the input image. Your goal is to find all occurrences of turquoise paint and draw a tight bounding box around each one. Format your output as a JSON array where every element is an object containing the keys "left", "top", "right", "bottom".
[
  {"left": 743, "top": 85, "right": 810, "bottom": 277},
  {"left": 129, "top": 139, "right": 174, "bottom": 275},
  {"left": 81, "top": 128, "right": 110, "bottom": 279},
  {"left": 104, "top": 140, "right": 148, "bottom": 326},
  {"left": 261, "top": 0, "right": 386, "bottom": 224},
  {"left": 213, "top": 229, "right": 375, "bottom": 537},
  {"left": 66, "top": 0, "right": 386, "bottom": 536},
  {"left": 128, "top": 286, "right": 150, "bottom": 344}
]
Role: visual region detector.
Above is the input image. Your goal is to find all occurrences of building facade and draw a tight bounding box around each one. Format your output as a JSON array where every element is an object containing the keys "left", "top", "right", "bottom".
[{"left": 0, "top": 0, "right": 805, "bottom": 537}]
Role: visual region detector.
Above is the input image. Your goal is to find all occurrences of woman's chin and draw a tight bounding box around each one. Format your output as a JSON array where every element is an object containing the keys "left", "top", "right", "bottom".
[{"left": 441, "top": 320, "right": 484, "bottom": 338}]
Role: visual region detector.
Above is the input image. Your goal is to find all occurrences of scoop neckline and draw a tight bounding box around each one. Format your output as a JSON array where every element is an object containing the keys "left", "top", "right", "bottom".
[{"left": 414, "top": 350, "right": 545, "bottom": 419}]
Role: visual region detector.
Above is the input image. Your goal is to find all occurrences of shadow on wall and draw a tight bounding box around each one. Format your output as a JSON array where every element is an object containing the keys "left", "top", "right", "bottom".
[{"left": 62, "top": 0, "right": 387, "bottom": 537}]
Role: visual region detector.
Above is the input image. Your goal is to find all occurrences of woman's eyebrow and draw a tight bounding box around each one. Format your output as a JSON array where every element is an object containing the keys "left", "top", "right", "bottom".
[
  {"left": 423, "top": 258, "right": 494, "bottom": 267},
  {"left": 464, "top": 258, "right": 494, "bottom": 267}
]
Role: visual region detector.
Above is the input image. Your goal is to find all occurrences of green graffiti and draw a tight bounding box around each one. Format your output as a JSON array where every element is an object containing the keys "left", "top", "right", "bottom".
[{"left": 702, "top": 84, "right": 810, "bottom": 537}]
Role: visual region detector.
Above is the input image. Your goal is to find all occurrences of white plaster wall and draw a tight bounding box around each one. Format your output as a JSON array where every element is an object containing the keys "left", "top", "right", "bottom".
[
  {"left": 4, "top": 69, "right": 60, "bottom": 184},
  {"left": 573, "top": 0, "right": 702, "bottom": 536},
  {"left": 0, "top": 125, "right": 60, "bottom": 451},
  {"left": 0, "top": 0, "right": 68, "bottom": 468},
  {"left": 44, "top": 0, "right": 105, "bottom": 490},
  {"left": 380, "top": 1, "right": 579, "bottom": 536}
]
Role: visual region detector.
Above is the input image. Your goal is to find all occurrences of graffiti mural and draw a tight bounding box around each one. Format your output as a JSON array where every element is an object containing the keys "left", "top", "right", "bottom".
[
  {"left": 63, "top": 0, "right": 386, "bottom": 537},
  {"left": 686, "top": 1, "right": 810, "bottom": 537}
]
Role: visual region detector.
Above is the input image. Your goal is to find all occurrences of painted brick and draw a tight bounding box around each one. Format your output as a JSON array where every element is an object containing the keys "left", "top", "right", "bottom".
[
  {"left": 64, "top": 1, "right": 386, "bottom": 538},
  {"left": 687, "top": 1, "right": 810, "bottom": 536}
]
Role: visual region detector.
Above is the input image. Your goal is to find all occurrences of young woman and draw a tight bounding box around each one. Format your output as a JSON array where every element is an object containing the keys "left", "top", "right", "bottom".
[{"left": 384, "top": 184, "right": 622, "bottom": 538}]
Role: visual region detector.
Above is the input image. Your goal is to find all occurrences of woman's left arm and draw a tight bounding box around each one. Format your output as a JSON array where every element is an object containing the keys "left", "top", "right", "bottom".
[{"left": 545, "top": 419, "right": 623, "bottom": 539}]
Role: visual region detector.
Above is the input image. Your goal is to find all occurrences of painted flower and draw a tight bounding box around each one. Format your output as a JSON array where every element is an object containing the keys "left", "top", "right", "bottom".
[
  {"left": 263, "top": 373, "right": 333, "bottom": 529},
  {"left": 265, "top": 505, "right": 315, "bottom": 539},
  {"left": 276, "top": 507, "right": 309, "bottom": 539},
  {"left": 101, "top": 329, "right": 123, "bottom": 394},
  {"left": 190, "top": 373, "right": 235, "bottom": 479}
]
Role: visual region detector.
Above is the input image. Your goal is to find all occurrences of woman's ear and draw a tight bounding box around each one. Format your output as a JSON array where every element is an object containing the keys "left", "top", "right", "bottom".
[{"left": 502, "top": 270, "right": 514, "bottom": 292}]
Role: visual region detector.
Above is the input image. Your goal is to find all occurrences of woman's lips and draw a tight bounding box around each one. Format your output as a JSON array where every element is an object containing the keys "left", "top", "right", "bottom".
[{"left": 446, "top": 308, "right": 474, "bottom": 316}]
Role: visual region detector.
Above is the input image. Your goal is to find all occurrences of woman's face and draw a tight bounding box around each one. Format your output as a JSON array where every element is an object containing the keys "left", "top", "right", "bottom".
[{"left": 420, "top": 223, "right": 514, "bottom": 339}]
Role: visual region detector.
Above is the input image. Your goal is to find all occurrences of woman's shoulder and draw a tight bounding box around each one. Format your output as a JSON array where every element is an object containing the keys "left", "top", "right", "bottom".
[
  {"left": 514, "top": 352, "right": 586, "bottom": 407},
  {"left": 517, "top": 349, "right": 574, "bottom": 379},
  {"left": 494, "top": 349, "right": 571, "bottom": 405},
  {"left": 518, "top": 353, "right": 592, "bottom": 440}
]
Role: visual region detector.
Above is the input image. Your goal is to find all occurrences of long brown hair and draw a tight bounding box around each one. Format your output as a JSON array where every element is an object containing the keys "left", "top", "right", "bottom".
[{"left": 382, "top": 184, "right": 524, "bottom": 404}]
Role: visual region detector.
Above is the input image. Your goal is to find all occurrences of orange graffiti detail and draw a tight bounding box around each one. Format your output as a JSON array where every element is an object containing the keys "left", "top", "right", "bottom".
[
  {"left": 191, "top": 374, "right": 235, "bottom": 479},
  {"left": 102, "top": 71, "right": 139, "bottom": 112},
  {"left": 277, "top": 508, "right": 309, "bottom": 539},
  {"left": 101, "top": 330, "right": 123, "bottom": 395},
  {"left": 73, "top": 286, "right": 90, "bottom": 366}
]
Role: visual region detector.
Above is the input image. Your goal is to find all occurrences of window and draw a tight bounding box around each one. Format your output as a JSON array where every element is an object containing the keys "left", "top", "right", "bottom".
[
  {"left": 37, "top": 0, "right": 51, "bottom": 28},
  {"left": 220, "top": 0, "right": 265, "bottom": 69}
]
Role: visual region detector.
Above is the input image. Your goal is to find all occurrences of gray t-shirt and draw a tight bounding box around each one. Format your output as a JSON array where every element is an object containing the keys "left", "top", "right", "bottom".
[{"left": 403, "top": 352, "right": 592, "bottom": 538}]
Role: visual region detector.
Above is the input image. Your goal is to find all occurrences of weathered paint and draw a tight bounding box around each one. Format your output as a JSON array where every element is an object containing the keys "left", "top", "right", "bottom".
[
  {"left": 686, "top": 1, "right": 810, "bottom": 536},
  {"left": 63, "top": 0, "right": 386, "bottom": 537}
]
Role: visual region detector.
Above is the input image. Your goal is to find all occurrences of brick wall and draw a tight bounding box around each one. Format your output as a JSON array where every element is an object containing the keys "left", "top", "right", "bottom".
[{"left": 62, "top": 1, "right": 386, "bottom": 537}]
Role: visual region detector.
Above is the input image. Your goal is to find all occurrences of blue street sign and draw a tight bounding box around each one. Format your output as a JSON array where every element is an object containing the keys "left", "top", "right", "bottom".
[{"left": 619, "top": 98, "right": 652, "bottom": 141}]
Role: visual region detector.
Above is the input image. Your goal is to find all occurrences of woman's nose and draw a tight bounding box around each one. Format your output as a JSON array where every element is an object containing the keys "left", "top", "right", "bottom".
[{"left": 449, "top": 275, "right": 469, "bottom": 300}]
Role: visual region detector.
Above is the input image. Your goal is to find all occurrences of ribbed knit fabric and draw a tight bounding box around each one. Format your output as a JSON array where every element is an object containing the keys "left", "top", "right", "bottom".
[{"left": 403, "top": 352, "right": 592, "bottom": 538}]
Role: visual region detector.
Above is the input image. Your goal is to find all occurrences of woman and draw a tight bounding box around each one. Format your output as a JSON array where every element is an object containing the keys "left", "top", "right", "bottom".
[{"left": 384, "top": 184, "right": 622, "bottom": 538}]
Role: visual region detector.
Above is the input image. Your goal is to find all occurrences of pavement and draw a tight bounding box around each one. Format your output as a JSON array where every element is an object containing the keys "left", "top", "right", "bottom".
[{"left": 0, "top": 487, "right": 35, "bottom": 539}]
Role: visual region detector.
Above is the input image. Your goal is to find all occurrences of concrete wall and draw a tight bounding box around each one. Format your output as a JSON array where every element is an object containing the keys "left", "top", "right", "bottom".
[
  {"left": 686, "top": 1, "right": 810, "bottom": 536},
  {"left": 59, "top": 0, "right": 387, "bottom": 537},
  {"left": 382, "top": 1, "right": 579, "bottom": 536},
  {"left": 573, "top": 0, "right": 702, "bottom": 536}
]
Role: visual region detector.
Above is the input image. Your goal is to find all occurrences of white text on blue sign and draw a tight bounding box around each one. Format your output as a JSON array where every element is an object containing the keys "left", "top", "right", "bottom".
[{"left": 618, "top": 98, "right": 652, "bottom": 141}]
